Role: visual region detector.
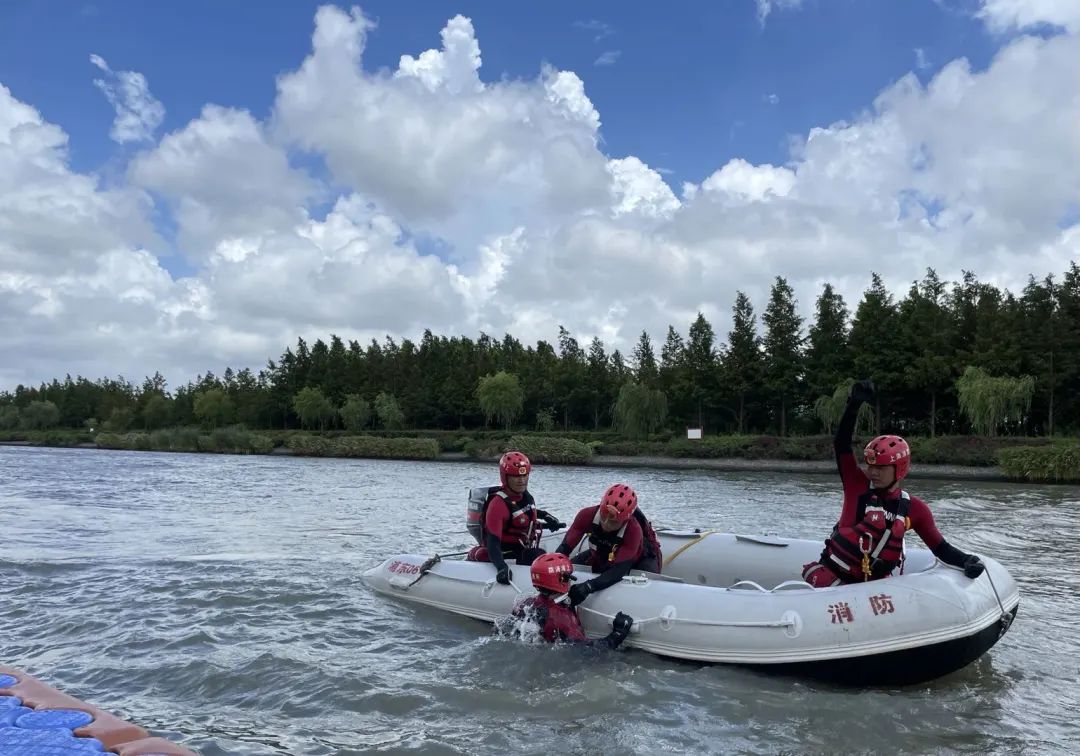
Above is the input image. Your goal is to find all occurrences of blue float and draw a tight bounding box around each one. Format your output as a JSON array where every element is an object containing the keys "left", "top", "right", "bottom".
[{"left": 15, "top": 709, "right": 94, "bottom": 731}]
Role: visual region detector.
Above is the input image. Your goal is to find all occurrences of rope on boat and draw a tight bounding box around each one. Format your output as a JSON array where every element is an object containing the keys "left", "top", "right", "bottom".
[
  {"left": 983, "top": 568, "right": 1014, "bottom": 636},
  {"left": 578, "top": 605, "right": 795, "bottom": 630},
  {"left": 662, "top": 530, "right": 715, "bottom": 569}
]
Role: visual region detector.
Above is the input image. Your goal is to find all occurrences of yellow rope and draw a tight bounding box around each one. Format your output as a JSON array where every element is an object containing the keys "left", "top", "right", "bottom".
[{"left": 662, "top": 531, "right": 715, "bottom": 569}]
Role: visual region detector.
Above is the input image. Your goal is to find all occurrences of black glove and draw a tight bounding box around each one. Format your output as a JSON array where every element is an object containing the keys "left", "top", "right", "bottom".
[
  {"left": 849, "top": 378, "right": 875, "bottom": 406},
  {"left": 963, "top": 555, "right": 985, "bottom": 579},
  {"left": 612, "top": 611, "right": 633, "bottom": 635},
  {"left": 541, "top": 513, "right": 566, "bottom": 532},
  {"left": 568, "top": 581, "right": 594, "bottom": 607},
  {"left": 495, "top": 566, "right": 512, "bottom": 585}
]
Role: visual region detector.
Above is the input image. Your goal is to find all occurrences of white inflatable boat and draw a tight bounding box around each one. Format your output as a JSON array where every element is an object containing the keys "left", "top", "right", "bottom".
[{"left": 362, "top": 529, "right": 1019, "bottom": 685}]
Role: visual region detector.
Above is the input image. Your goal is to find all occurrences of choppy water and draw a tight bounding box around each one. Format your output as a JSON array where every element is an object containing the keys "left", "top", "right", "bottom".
[{"left": 1, "top": 445, "right": 1078, "bottom": 755}]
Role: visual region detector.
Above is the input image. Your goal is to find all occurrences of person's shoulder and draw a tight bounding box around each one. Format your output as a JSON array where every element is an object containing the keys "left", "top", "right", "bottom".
[
  {"left": 905, "top": 491, "right": 932, "bottom": 514},
  {"left": 575, "top": 504, "right": 599, "bottom": 520}
]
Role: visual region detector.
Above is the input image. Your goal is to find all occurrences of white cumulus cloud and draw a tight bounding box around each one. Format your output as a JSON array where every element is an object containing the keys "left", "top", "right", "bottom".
[
  {"left": 1, "top": 5, "right": 1077, "bottom": 390},
  {"left": 90, "top": 54, "right": 165, "bottom": 143}
]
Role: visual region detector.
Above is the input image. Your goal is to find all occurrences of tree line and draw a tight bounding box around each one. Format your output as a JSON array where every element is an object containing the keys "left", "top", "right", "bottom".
[{"left": 3, "top": 264, "right": 1078, "bottom": 438}]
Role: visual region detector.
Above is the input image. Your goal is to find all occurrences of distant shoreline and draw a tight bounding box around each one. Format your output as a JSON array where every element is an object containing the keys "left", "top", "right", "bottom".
[{"left": 1, "top": 439, "right": 1008, "bottom": 482}]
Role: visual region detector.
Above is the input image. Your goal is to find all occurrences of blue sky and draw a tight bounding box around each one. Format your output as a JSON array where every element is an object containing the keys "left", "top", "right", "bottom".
[
  {"left": 1, "top": 0, "right": 1000, "bottom": 186},
  {"left": 1, "top": 0, "right": 1076, "bottom": 387}
]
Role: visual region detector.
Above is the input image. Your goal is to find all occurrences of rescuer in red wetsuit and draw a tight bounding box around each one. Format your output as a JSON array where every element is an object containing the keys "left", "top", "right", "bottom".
[
  {"left": 466, "top": 452, "right": 565, "bottom": 585},
  {"left": 554, "top": 483, "right": 661, "bottom": 607},
  {"left": 801, "top": 379, "right": 987, "bottom": 587},
  {"left": 505, "top": 552, "right": 633, "bottom": 648}
]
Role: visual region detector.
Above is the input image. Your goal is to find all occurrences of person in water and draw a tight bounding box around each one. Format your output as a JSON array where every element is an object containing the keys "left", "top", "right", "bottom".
[
  {"left": 504, "top": 552, "right": 634, "bottom": 648},
  {"left": 467, "top": 451, "right": 565, "bottom": 585},
  {"left": 555, "top": 483, "right": 663, "bottom": 607},
  {"left": 801, "top": 379, "right": 987, "bottom": 587}
]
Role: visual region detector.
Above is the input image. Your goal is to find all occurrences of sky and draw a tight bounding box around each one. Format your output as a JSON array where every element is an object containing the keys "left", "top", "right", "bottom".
[{"left": 0, "top": 0, "right": 1077, "bottom": 390}]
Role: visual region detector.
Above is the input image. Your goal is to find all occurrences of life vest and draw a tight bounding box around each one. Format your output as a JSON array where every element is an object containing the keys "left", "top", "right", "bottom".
[
  {"left": 467, "top": 485, "right": 539, "bottom": 548},
  {"left": 634, "top": 509, "right": 663, "bottom": 567},
  {"left": 586, "top": 508, "right": 647, "bottom": 567},
  {"left": 823, "top": 490, "right": 911, "bottom": 581},
  {"left": 517, "top": 594, "right": 586, "bottom": 643}
]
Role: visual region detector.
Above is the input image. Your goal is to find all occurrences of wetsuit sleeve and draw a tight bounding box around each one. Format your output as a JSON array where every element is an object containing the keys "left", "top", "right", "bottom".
[
  {"left": 834, "top": 401, "right": 869, "bottom": 527},
  {"left": 584, "top": 558, "right": 634, "bottom": 592},
  {"left": 907, "top": 496, "right": 945, "bottom": 551},
  {"left": 595, "top": 626, "right": 631, "bottom": 650},
  {"left": 835, "top": 399, "right": 859, "bottom": 457},
  {"left": 556, "top": 507, "right": 592, "bottom": 555},
  {"left": 486, "top": 531, "right": 508, "bottom": 571}
]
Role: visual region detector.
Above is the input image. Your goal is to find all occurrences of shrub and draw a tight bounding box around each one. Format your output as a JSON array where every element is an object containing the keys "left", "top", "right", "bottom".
[{"left": 998, "top": 443, "right": 1080, "bottom": 482}]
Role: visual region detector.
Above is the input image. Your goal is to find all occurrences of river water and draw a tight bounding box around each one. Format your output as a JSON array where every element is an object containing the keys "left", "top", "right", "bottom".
[{"left": 0, "top": 446, "right": 1077, "bottom": 755}]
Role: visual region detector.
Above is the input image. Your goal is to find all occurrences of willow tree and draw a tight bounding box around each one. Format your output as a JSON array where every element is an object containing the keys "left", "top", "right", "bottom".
[
  {"left": 956, "top": 366, "right": 1035, "bottom": 436},
  {"left": 293, "top": 387, "right": 335, "bottom": 430},
  {"left": 813, "top": 379, "right": 874, "bottom": 436},
  {"left": 613, "top": 381, "right": 668, "bottom": 440},
  {"left": 476, "top": 371, "right": 524, "bottom": 431}
]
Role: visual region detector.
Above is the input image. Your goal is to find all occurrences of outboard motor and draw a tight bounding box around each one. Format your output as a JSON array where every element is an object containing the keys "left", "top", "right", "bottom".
[{"left": 467, "top": 486, "right": 497, "bottom": 544}]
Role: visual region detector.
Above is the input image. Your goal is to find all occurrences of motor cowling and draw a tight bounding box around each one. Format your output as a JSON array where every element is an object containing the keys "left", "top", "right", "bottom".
[{"left": 467, "top": 486, "right": 498, "bottom": 545}]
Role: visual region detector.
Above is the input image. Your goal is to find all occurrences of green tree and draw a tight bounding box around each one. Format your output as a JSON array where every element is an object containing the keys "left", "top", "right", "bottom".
[
  {"left": 900, "top": 269, "right": 954, "bottom": 436},
  {"left": 193, "top": 389, "right": 234, "bottom": 429},
  {"left": 339, "top": 394, "right": 372, "bottom": 432},
  {"left": 685, "top": 312, "right": 719, "bottom": 429},
  {"left": 956, "top": 366, "right": 1035, "bottom": 436},
  {"left": 724, "top": 291, "right": 763, "bottom": 434},
  {"left": 476, "top": 371, "right": 524, "bottom": 431},
  {"left": 141, "top": 394, "right": 172, "bottom": 430},
  {"left": 813, "top": 379, "right": 875, "bottom": 435},
  {"left": 761, "top": 277, "right": 804, "bottom": 436},
  {"left": 849, "top": 273, "right": 900, "bottom": 433},
  {"left": 658, "top": 325, "right": 689, "bottom": 425},
  {"left": 19, "top": 400, "right": 60, "bottom": 430},
  {"left": 374, "top": 392, "right": 405, "bottom": 430},
  {"left": 556, "top": 326, "right": 587, "bottom": 429},
  {"left": 105, "top": 406, "right": 135, "bottom": 432},
  {"left": 804, "top": 283, "right": 850, "bottom": 401},
  {"left": 613, "top": 381, "right": 669, "bottom": 440},
  {"left": 293, "top": 387, "right": 335, "bottom": 430},
  {"left": 632, "top": 330, "right": 659, "bottom": 387},
  {"left": 0, "top": 406, "right": 19, "bottom": 430},
  {"left": 535, "top": 407, "right": 556, "bottom": 432}
]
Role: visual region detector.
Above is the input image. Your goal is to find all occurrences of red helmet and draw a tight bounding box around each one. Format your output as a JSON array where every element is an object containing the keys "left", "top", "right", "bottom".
[
  {"left": 530, "top": 552, "right": 576, "bottom": 594},
  {"left": 499, "top": 451, "right": 531, "bottom": 488},
  {"left": 863, "top": 435, "right": 911, "bottom": 481},
  {"left": 599, "top": 483, "right": 638, "bottom": 524}
]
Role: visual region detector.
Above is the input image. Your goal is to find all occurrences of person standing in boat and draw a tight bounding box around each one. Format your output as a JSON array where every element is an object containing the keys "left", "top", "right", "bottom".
[
  {"left": 554, "top": 483, "right": 662, "bottom": 607},
  {"left": 500, "top": 552, "right": 634, "bottom": 648},
  {"left": 466, "top": 451, "right": 565, "bottom": 586},
  {"left": 801, "top": 379, "right": 987, "bottom": 587}
]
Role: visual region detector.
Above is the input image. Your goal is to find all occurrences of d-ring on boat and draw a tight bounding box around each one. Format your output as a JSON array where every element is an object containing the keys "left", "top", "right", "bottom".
[{"left": 362, "top": 529, "right": 1019, "bottom": 685}]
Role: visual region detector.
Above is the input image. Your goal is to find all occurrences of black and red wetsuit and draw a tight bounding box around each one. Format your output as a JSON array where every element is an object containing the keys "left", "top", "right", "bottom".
[
  {"left": 467, "top": 488, "right": 547, "bottom": 572},
  {"left": 509, "top": 594, "right": 630, "bottom": 649},
  {"left": 802, "top": 399, "right": 976, "bottom": 587},
  {"left": 557, "top": 504, "right": 642, "bottom": 586}
]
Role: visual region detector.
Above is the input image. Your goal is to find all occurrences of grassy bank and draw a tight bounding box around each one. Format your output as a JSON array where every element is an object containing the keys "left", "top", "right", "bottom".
[{"left": 3, "top": 427, "right": 1078, "bottom": 480}]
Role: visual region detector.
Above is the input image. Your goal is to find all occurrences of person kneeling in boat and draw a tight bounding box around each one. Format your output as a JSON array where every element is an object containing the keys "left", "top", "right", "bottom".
[
  {"left": 554, "top": 483, "right": 661, "bottom": 607},
  {"left": 466, "top": 451, "right": 566, "bottom": 586},
  {"left": 506, "top": 552, "right": 634, "bottom": 648},
  {"left": 801, "top": 379, "right": 986, "bottom": 588}
]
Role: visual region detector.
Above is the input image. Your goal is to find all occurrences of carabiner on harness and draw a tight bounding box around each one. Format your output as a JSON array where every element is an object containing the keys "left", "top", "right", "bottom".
[{"left": 858, "top": 533, "right": 873, "bottom": 582}]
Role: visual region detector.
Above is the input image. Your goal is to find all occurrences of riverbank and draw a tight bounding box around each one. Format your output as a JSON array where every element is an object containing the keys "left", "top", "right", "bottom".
[
  {"left": 414, "top": 450, "right": 1009, "bottom": 481},
  {"left": 3, "top": 439, "right": 1009, "bottom": 481}
]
